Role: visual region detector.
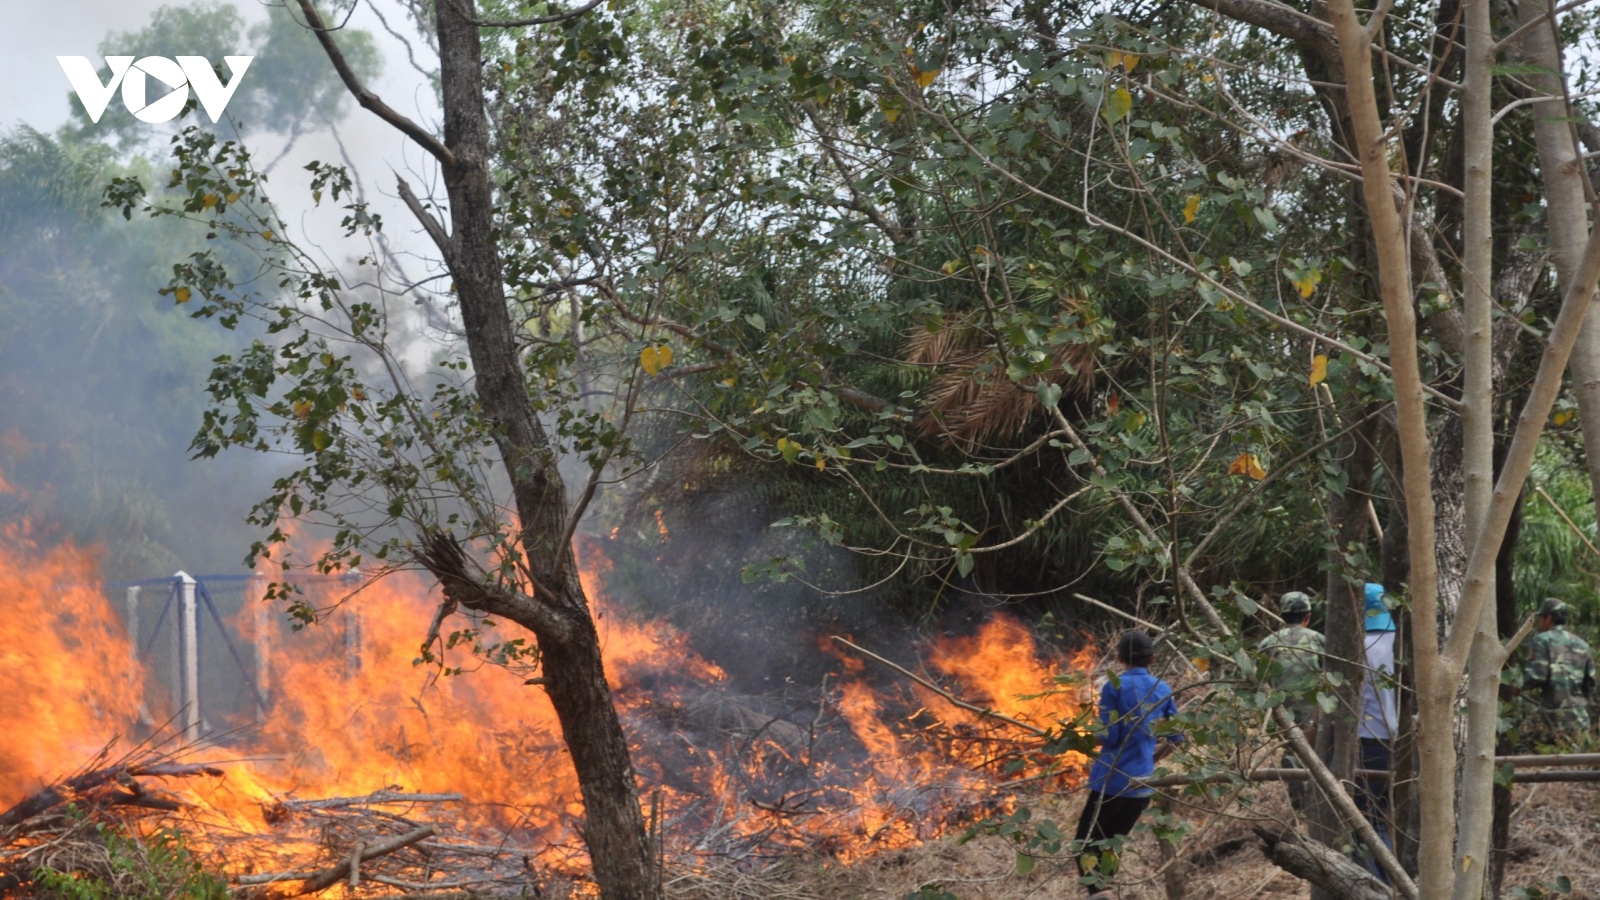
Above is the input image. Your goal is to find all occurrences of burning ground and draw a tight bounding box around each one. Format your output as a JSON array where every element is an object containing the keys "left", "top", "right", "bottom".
[{"left": 0, "top": 525, "right": 1097, "bottom": 896}]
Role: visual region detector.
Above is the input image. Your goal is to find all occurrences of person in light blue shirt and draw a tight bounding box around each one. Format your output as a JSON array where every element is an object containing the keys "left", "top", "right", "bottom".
[
  {"left": 1075, "top": 630, "right": 1183, "bottom": 898},
  {"left": 1355, "top": 582, "right": 1398, "bottom": 883}
]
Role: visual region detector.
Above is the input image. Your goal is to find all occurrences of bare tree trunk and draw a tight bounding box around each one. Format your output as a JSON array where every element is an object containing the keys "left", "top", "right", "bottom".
[
  {"left": 1433, "top": 419, "right": 1468, "bottom": 629},
  {"left": 1381, "top": 424, "right": 1422, "bottom": 876},
  {"left": 1310, "top": 412, "right": 1377, "bottom": 885},
  {"left": 1487, "top": 481, "right": 1524, "bottom": 900},
  {"left": 1515, "top": 0, "right": 1600, "bottom": 505},
  {"left": 294, "top": 1, "right": 661, "bottom": 896},
  {"left": 1325, "top": 5, "right": 1449, "bottom": 894},
  {"left": 430, "top": 7, "right": 657, "bottom": 897},
  {"left": 1454, "top": 0, "right": 1501, "bottom": 892}
]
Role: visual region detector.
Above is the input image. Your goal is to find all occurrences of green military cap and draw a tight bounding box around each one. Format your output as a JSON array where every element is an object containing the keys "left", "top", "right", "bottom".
[
  {"left": 1280, "top": 591, "right": 1312, "bottom": 615},
  {"left": 1538, "top": 597, "right": 1570, "bottom": 617}
]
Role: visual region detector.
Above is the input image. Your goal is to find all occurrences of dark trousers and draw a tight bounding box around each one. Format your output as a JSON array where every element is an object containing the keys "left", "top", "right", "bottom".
[
  {"left": 1074, "top": 790, "right": 1151, "bottom": 895},
  {"left": 1356, "top": 738, "right": 1395, "bottom": 883}
]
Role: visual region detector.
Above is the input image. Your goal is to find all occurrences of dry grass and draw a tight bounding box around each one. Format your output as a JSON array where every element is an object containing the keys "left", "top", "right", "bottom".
[{"left": 670, "top": 781, "right": 1600, "bottom": 900}]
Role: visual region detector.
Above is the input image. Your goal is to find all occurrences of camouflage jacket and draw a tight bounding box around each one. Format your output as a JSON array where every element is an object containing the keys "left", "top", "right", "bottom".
[
  {"left": 1524, "top": 627, "right": 1596, "bottom": 733},
  {"left": 1258, "top": 625, "right": 1325, "bottom": 700}
]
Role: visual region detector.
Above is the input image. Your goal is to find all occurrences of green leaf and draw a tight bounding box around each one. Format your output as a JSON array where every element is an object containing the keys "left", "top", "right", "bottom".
[
  {"left": 1103, "top": 87, "right": 1132, "bottom": 125},
  {"left": 1015, "top": 852, "right": 1035, "bottom": 876},
  {"left": 1035, "top": 381, "right": 1063, "bottom": 411},
  {"left": 1494, "top": 762, "right": 1516, "bottom": 789}
]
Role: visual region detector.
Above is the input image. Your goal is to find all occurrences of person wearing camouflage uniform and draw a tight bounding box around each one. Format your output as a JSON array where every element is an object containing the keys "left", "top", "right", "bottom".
[
  {"left": 1259, "top": 592, "right": 1325, "bottom": 731},
  {"left": 1521, "top": 598, "right": 1595, "bottom": 749},
  {"left": 1258, "top": 591, "right": 1324, "bottom": 812}
]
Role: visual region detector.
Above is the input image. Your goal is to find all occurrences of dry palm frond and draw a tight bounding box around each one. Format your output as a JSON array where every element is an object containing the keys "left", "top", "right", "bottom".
[{"left": 908, "top": 303, "right": 1099, "bottom": 451}]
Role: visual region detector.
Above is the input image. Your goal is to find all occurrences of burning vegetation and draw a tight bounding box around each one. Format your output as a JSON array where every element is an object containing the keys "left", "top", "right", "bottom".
[{"left": 0, "top": 526, "right": 1095, "bottom": 898}]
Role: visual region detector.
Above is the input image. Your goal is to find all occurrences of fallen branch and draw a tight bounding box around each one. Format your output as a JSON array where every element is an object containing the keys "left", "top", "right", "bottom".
[
  {"left": 1137, "top": 765, "right": 1600, "bottom": 787},
  {"left": 1254, "top": 827, "right": 1389, "bottom": 900},
  {"left": 235, "top": 825, "right": 435, "bottom": 894},
  {"left": 0, "top": 763, "right": 222, "bottom": 828},
  {"left": 279, "top": 791, "right": 464, "bottom": 811},
  {"left": 829, "top": 636, "right": 1049, "bottom": 738}
]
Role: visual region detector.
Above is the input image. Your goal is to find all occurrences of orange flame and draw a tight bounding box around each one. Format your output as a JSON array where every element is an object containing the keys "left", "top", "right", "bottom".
[{"left": 0, "top": 525, "right": 1094, "bottom": 883}]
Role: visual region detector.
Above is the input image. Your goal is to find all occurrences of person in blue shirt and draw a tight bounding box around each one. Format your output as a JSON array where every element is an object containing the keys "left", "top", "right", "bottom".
[{"left": 1074, "top": 630, "right": 1182, "bottom": 898}]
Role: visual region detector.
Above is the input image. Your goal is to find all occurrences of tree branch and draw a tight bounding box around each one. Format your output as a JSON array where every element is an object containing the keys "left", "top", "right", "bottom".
[
  {"left": 1184, "top": 0, "right": 1339, "bottom": 58},
  {"left": 449, "top": 0, "right": 605, "bottom": 27},
  {"left": 411, "top": 530, "right": 572, "bottom": 644},
  {"left": 397, "top": 177, "right": 454, "bottom": 261},
  {"left": 800, "top": 101, "right": 912, "bottom": 245},
  {"left": 293, "top": 0, "right": 457, "bottom": 169}
]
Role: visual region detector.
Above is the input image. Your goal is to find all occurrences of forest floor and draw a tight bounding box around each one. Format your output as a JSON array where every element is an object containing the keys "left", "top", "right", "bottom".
[{"left": 664, "top": 779, "right": 1600, "bottom": 900}]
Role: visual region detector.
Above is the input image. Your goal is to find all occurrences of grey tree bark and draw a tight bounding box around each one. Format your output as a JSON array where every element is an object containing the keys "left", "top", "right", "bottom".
[
  {"left": 1256, "top": 828, "right": 1391, "bottom": 900},
  {"left": 294, "top": 2, "right": 661, "bottom": 897},
  {"left": 1310, "top": 412, "right": 1377, "bottom": 881},
  {"left": 1515, "top": 0, "right": 1600, "bottom": 506}
]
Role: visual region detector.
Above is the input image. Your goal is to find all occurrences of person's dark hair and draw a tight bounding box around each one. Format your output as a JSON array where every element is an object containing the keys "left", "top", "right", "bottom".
[
  {"left": 1284, "top": 611, "right": 1310, "bottom": 625},
  {"left": 1117, "top": 630, "right": 1155, "bottom": 667}
]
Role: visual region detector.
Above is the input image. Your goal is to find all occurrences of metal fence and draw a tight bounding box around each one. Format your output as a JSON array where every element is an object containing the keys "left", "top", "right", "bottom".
[{"left": 107, "top": 572, "right": 362, "bottom": 743}]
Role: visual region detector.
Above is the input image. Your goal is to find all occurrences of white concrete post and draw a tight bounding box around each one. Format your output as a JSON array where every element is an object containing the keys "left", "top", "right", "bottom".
[
  {"left": 124, "top": 585, "right": 141, "bottom": 658},
  {"left": 252, "top": 575, "right": 270, "bottom": 721},
  {"left": 344, "top": 570, "right": 363, "bottom": 676},
  {"left": 175, "top": 572, "right": 200, "bottom": 743},
  {"left": 168, "top": 582, "right": 182, "bottom": 726},
  {"left": 125, "top": 586, "right": 153, "bottom": 725}
]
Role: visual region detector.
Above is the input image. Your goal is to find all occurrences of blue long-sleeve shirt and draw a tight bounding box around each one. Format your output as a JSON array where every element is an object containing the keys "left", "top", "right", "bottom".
[{"left": 1087, "top": 667, "right": 1181, "bottom": 798}]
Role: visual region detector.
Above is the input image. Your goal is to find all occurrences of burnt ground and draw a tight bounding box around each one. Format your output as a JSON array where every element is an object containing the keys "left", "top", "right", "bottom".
[{"left": 659, "top": 780, "right": 1600, "bottom": 900}]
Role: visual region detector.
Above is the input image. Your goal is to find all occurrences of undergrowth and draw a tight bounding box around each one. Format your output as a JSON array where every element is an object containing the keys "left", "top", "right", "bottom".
[{"left": 31, "top": 811, "right": 226, "bottom": 900}]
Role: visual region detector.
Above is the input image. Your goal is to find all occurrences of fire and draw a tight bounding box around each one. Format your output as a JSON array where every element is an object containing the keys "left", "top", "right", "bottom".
[
  {"left": 0, "top": 525, "right": 1095, "bottom": 887},
  {"left": 0, "top": 526, "right": 142, "bottom": 807}
]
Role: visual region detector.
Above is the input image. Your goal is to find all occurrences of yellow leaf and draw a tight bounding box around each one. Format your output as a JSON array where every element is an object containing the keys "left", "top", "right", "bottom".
[
  {"left": 815, "top": 457, "right": 827, "bottom": 471},
  {"left": 1228, "top": 452, "right": 1267, "bottom": 480},
  {"left": 311, "top": 430, "right": 330, "bottom": 452},
  {"left": 173, "top": 286, "right": 191, "bottom": 304},
  {"left": 1106, "top": 50, "right": 1140, "bottom": 72},
  {"left": 1554, "top": 408, "right": 1575, "bottom": 426},
  {"left": 640, "top": 345, "right": 672, "bottom": 376},
  {"left": 1183, "top": 194, "right": 1201, "bottom": 224},
  {"left": 910, "top": 64, "right": 938, "bottom": 89},
  {"left": 1294, "top": 268, "right": 1323, "bottom": 298},
  {"left": 777, "top": 437, "right": 800, "bottom": 463},
  {"left": 1309, "top": 354, "right": 1328, "bottom": 388},
  {"left": 878, "top": 96, "right": 902, "bottom": 124},
  {"left": 1104, "top": 87, "right": 1132, "bottom": 125},
  {"left": 262, "top": 230, "right": 275, "bottom": 241},
  {"left": 226, "top": 191, "right": 240, "bottom": 203},
  {"left": 1190, "top": 656, "right": 1211, "bottom": 673},
  {"left": 201, "top": 193, "right": 218, "bottom": 209},
  {"left": 293, "top": 400, "right": 313, "bottom": 419}
]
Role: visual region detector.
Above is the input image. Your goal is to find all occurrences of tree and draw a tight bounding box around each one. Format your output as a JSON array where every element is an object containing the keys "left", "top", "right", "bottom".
[
  {"left": 110, "top": 0, "right": 1600, "bottom": 897},
  {"left": 106, "top": 0, "right": 664, "bottom": 895}
]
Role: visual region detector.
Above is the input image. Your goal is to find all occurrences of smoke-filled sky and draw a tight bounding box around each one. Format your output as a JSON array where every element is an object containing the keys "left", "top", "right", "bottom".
[
  {"left": 0, "top": 1, "right": 450, "bottom": 578},
  {"left": 2, "top": 0, "right": 443, "bottom": 263}
]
